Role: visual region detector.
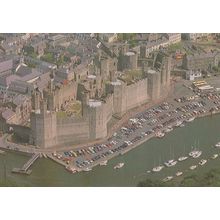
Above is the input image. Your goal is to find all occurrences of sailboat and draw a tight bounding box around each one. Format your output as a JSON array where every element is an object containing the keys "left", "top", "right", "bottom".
[
  {"left": 178, "top": 145, "right": 188, "bottom": 162},
  {"left": 152, "top": 156, "right": 164, "bottom": 172},
  {"left": 164, "top": 146, "right": 177, "bottom": 167},
  {"left": 189, "top": 139, "right": 202, "bottom": 158}
]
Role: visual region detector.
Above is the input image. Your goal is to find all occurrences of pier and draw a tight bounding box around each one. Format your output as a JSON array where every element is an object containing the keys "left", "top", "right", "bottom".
[{"left": 12, "top": 153, "right": 40, "bottom": 175}]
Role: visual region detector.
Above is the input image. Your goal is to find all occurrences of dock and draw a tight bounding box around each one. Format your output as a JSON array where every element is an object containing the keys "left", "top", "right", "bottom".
[{"left": 12, "top": 153, "right": 40, "bottom": 175}]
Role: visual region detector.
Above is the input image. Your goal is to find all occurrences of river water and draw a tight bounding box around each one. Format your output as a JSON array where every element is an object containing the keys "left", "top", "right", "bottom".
[{"left": 1, "top": 113, "right": 220, "bottom": 187}]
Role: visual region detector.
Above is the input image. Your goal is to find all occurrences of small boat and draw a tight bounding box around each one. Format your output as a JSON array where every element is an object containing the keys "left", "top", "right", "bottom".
[
  {"left": 147, "top": 170, "right": 151, "bottom": 173},
  {"left": 199, "top": 159, "right": 207, "bottom": 166},
  {"left": 189, "top": 150, "right": 202, "bottom": 158},
  {"left": 152, "top": 165, "right": 164, "bottom": 172},
  {"left": 99, "top": 160, "right": 108, "bottom": 166},
  {"left": 83, "top": 167, "right": 92, "bottom": 172},
  {"left": 179, "top": 123, "right": 185, "bottom": 128},
  {"left": 162, "top": 176, "right": 173, "bottom": 182},
  {"left": 164, "top": 128, "right": 172, "bottom": 133},
  {"left": 190, "top": 165, "right": 197, "bottom": 170},
  {"left": 164, "top": 160, "right": 177, "bottom": 167},
  {"left": 192, "top": 151, "right": 202, "bottom": 158},
  {"left": 178, "top": 156, "right": 188, "bottom": 162},
  {"left": 176, "top": 171, "right": 183, "bottom": 177},
  {"left": 185, "top": 117, "right": 195, "bottom": 123},
  {"left": 114, "top": 162, "right": 124, "bottom": 169},
  {"left": 155, "top": 132, "right": 165, "bottom": 138},
  {"left": 175, "top": 120, "right": 182, "bottom": 127},
  {"left": 215, "top": 142, "right": 220, "bottom": 148},
  {"left": 211, "top": 154, "right": 218, "bottom": 159},
  {"left": 66, "top": 166, "right": 77, "bottom": 174}
]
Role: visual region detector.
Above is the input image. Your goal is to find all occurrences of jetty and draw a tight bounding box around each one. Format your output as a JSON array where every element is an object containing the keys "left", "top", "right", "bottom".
[{"left": 12, "top": 153, "right": 40, "bottom": 175}]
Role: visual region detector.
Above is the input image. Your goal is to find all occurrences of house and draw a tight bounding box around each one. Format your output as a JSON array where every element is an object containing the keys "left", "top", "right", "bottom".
[{"left": 186, "top": 70, "right": 202, "bottom": 81}]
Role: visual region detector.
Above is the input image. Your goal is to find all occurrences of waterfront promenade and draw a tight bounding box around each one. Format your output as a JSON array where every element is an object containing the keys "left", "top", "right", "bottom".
[{"left": 1, "top": 78, "right": 220, "bottom": 174}]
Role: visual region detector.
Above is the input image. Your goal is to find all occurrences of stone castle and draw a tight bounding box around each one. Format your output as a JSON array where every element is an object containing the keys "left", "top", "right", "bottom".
[{"left": 27, "top": 40, "right": 171, "bottom": 149}]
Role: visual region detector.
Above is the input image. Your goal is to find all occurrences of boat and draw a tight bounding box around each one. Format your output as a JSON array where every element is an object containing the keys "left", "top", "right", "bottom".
[
  {"left": 147, "top": 170, "right": 151, "bottom": 173},
  {"left": 164, "top": 127, "right": 173, "bottom": 133},
  {"left": 192, "top": 151, "right": 202, "bottom": 158},
  {"left": 164, "top": 160, "right": 177, "bottom": 167},
  {"left": 152, "top": 165, "right": 164, "bottom": 172},
  {"left": 178, "top": 156, "right": 188, "bottom": 162},
  {"left": 179, "top": 123, "right": 185, "bottom": 128},
  {"left": 211, "top": 154, "right": 218, "bottom": 159},
  {"left": 199, "top": 159, "right": 207, "bottom": 166},
  {"left": 162, "top": 176, "right": 173, "bottom": 182},
  {"left": 114, "top": 162, "right": 124, "bottom": 169},
  {"left": 215, "top": 142, "right": 220, "bottom": 148},
  {"left": 99, "top": 160, "right": 108, "bottom": 166},
  {"left": 175, "top": 120, "right": 182, "bottom": 127},
  {"left": 185, "top": 117, "right": 195, "bottom": 123},
  {"left": 189, "top": 150, "right": 202, "bottom": 158},
  {"left": 83, "top": 167, "right": 92, "bottom": 172},
  {"left": 66, "top": 166, "right": 77, "bottom": 173},
  {"left": 155, "top": 132, "right": 165, "bottom": 138},
  {"left": 176, "top": 171, "right": 183, "bottom": 177},
  {"left": 167, "top": 126, "right": 173, "bottom": 131},
  {"left": 190, "top": 165, "right": 197, "bottom": 170}
]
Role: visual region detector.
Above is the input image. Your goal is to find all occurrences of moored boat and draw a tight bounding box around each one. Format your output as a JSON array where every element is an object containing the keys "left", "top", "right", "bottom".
[
  {"left": 190, "top": 165, "right": 197, "bottom": 170},
  {"left": 114, "top": 162, "right": 124, "bottom": 169},
  {"left": 152, "top": 165, "right": 164, "bottom": 172},
  {"left": 162, "top": 176, "right": 173, "bottom": 182},
  {"left": 100, "top": 160, "right": 108, "bottom": 166},
  {"left": 178, "top": 156, "right": 188, "bottom": 162},
  {"left": 164, "top": 159, "right": 177, "bottom": 167},
  {"left": 215, "top": 142, "right": 220, "bottom": 148},
  {"left": 185, "top": 117, "right": 195, "bottom": 123},
  {"left": 199, "top": 159, "right": 207, "bottom": 166},
  {"left": 83, "top": 167, "right": 92, "bottom": 172},
  {"left": 211, "top": 154, "right": 218, "bottom": 159},
  {"left": 66, "top": 166, "right": 77, "bottom": 173},
  {"left": 176, "top": 171, "right": 183, "bottom": 177}
]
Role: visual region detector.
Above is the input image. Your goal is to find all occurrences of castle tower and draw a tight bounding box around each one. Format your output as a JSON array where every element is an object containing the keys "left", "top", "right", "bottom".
[
  {"left": 29, "top": 97, "right": 57, "bottom": 148},
  {"left": 140, "top": 45, "right": 146, "bottom": 58},
  {"left": 31, "top": 89, "right": 41, "bottom": 111},
  {"left": 147, "top": 69, "right": 161, "bottom": 100},
  {"left": 81, "top": 91, "right": 90, "bottom": 118},
  {"left": 87, "top": 100, "right": 107, "bottom": 140},
  {"left": 165, "top": 56, "right": 171, "bottom": 85}
]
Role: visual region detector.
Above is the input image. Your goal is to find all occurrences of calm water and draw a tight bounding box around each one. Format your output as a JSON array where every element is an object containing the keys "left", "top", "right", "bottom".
[{"left": 1, "top": 113, "right": 220, "bottom": 187}]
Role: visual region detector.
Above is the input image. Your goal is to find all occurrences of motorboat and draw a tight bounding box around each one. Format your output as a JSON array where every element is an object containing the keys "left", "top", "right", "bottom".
[
  {"left": 190, "top": 165, "right": 197, "bottom": 170},
  {"left": 83, "top": 167, "right": 92, "bottom": 172},
  {"left": 164, "top": 160, "right": 177, "bottom": 167},
  {"left": 99, "top": 160, "right": 108, "bottom": 166},
  {"left": 152, "top": 165, "right": 164, "bottom": 172},
  {"left": 175, "top": 121, "right": 183, "bottom": 127},
  {"left": 199, "top": 159, "right": 207, "bottom": 166},
  {"left": 176, "top": 171, "right": 183, "bottom": 177},
  {"left": 211, "top": 154, "right": 218, "bottom": 159},
  {"left": 162, "top": 176, "right": 173, "bottom": 182},
  {"left": 215, "top": 142, "right": 220, "bottom": 148},
  {"left": 155, "top": 132, "right": 165, "bottom": 138},
  {"left": 114, "top": 162, "right": 124, "bottom": 169},
  {"left": 66, "top": 166, "right": 77, "bottom": 174},
  {"left": 179, "top": 123, "right": 185, "bottom": 128},
  {"left": 164, "top": 127, "right": 173, "bottom": 133},
  {"left": 178, "top": 156, "right": 188, "bottom": 162},
  {"left": 185, "top": 117, "right": 195, "bottom": 123}
]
